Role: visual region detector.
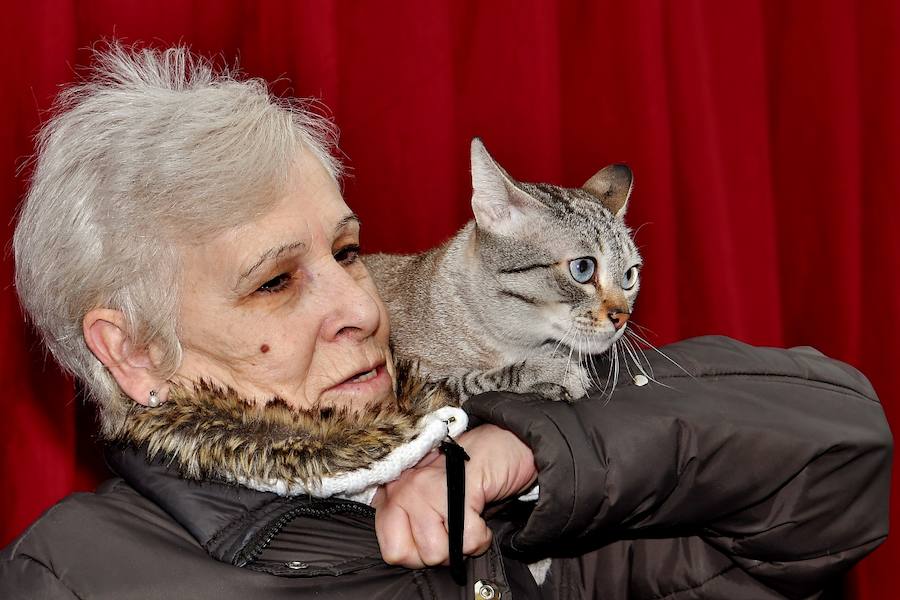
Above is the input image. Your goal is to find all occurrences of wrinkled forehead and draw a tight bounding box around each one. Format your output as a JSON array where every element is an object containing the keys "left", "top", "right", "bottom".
[{"left": 176, "top": 149, "right": 348, "bottom": 280}]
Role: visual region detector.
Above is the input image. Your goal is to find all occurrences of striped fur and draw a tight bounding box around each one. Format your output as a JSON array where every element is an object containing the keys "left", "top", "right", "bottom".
[{"left": 365, "top": 139, "right": 641, "bottom": 402}]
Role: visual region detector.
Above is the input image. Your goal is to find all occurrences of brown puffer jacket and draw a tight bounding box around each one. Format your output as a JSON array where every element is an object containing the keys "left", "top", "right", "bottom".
[{"left": 0, "top": 336, "right": 892, "bottom": 599}]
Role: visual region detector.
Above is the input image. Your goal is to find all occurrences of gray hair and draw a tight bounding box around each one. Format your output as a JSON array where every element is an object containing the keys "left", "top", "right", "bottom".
[{"left": 13, "top": 43, "right": 342, "bottom": 436}]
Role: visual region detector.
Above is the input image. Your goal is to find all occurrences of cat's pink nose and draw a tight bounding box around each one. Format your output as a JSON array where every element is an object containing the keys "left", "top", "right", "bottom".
[{"left": 608, "top": 310, "right": 630, "bottom": 330}]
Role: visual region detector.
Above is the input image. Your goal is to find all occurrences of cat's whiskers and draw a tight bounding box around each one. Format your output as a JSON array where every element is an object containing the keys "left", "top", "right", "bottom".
[
  {"left": 598, "top": 351, "right": 617, "bottom": 403},
  {"left": 627, "top": 320, "right": 658, "bottom": 338},
  {"left": 621, "top": 334, "right": 669, "bottom": 389},
  {"left": 561, "top": 328, "right": 578, "bottom": 392},
  {"left": 620, "top": 337, "right": 638, "bottom": 382},
  {"left": 574, "top": 332, "right": 586, "bottom": 396},
  {"left": 625, "top": 335, "right": 679, "bottom": 392},
  {"left": 625, "top": 336, "right": 647, "bottom": 375},
  {"left": 595, "top": 353, "right": 611, "bottom": 399},
  {"left": 609, "top": 340, "right": 621, "bottom": 399},
  {"left": 590, "top": 336, "right": 619, "bottom": 400},
  {"left": 565, "top": 321, "right": 617, "bottom": 397},
  {"left": 625, "top": 328, "right": 693, "bottom": 378},
  {"left": 549, "top": 321, "right": 577, "bottom": 359},
  {"left": 584, "top": 343, "right": 605, "bottom": 395},
  {"left": 562, "top": 328, "right": 580, "bottom": 394},
  {"left": 632, "top": 221, "right": 652, "bottom": 239},
  {"left": 575, "top": 331, "right": 592, "bottom": 397},
  {"left": 624, "top": 330, "right": 655, "bottom": 377}
]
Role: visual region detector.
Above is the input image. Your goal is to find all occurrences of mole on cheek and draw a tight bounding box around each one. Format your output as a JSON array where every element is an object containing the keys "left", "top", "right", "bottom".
[{"left": 260, "top": 344, "right": 270, "bottom": 354}]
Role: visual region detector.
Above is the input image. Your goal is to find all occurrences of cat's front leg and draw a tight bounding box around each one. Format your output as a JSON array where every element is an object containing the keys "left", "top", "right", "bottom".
[
  {"left": 518, "top": 357, "right": 590, "bottom": 402},
  {"left": 441, "top": 359, "right": 589, "bottom": 403},
  {"left": 441, "top": 363, "right": 529, "bottom": 403}
]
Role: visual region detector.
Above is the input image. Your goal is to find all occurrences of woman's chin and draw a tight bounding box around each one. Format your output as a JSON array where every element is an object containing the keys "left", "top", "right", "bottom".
[{"left": 317, "top": 364, "right": 395, "bottom": 411}]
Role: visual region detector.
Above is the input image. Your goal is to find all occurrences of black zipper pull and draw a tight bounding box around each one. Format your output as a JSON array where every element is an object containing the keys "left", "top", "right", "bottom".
[{"left": 439, "top": 436, "right": 470, "bottom": 586}]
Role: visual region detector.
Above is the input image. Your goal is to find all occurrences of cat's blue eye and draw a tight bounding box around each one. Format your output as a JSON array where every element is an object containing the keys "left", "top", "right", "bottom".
[
  {"left": 568, "top": 257, "right": 596, "bottom": 283},
  {"left": 622, "top": 265, "right": 640, "bottom": 290}
]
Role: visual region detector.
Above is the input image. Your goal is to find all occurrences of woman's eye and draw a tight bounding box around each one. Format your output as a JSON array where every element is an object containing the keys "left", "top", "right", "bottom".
[
  {"left": 622, "top": 265, "right": 640, "bottom": 290},
  {"left": 256, "top": 273, "right": 292, "bottom": 294},
  {"left": 568, "top": 257, "right": 596, "bottom": 283},
  {"left": 334, "top": 244, "right": 360, "bottom": 265}
]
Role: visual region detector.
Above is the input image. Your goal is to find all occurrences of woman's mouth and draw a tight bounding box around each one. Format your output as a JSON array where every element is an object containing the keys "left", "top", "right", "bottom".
[
  {"left": 321, "top": 362, "right": 393, "bottom": 406},
  {"left": 349, "top": 367, "right": 379, "bottom": 383}
]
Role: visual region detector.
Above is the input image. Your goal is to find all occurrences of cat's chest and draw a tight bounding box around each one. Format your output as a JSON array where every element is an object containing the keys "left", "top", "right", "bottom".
[
  {"left": 497, "top": 348, "right": 534, "bottom": 365},
  {"left": 408, "top": 341, "right": 523, "bottom": 377}
]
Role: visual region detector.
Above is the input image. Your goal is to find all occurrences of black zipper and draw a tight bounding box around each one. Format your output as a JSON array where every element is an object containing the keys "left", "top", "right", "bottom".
[{"left": 237, "top": 499, "right": 375, "bottom": 567}]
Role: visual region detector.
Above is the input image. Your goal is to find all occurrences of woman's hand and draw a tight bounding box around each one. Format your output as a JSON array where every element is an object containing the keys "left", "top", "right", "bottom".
[{"left": 371, "top": 424, "right": 537, "bottom": 568}]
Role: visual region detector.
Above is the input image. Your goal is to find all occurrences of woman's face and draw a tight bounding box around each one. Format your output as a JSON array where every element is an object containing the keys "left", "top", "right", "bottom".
[{"left": 172, "top": 149, "right": 394, "bottom": 411}]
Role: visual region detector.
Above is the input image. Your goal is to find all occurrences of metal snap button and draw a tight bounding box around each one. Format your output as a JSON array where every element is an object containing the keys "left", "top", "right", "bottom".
[
  {"left": 475, "top": 579, "right": 500, "bottom": 599},
  {"left": 286, "top": 561, "right": 309, "bottom": 570},
  {"left": 633, "top": 374, "right": 649, "bottom": 386}
]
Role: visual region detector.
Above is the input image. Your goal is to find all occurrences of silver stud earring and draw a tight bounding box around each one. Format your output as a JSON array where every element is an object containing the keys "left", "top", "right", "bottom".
[{"left": 148, "top": 390, "right": 160, "bottom": 408}]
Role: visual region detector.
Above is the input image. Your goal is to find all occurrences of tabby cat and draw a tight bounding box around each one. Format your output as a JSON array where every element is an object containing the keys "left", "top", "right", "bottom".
[{"left": 364, "top": 138, "right": 642, "bottom": 403}]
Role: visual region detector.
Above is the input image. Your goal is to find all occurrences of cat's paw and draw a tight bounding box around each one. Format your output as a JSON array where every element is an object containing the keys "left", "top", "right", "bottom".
[{"left": 527, "top": 381, "right": 573, "bottom": 402}]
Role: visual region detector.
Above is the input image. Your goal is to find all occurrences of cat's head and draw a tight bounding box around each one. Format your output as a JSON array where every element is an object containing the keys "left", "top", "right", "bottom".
[{"left": 468, "top": 138, "right": 641, "bottom": 355}]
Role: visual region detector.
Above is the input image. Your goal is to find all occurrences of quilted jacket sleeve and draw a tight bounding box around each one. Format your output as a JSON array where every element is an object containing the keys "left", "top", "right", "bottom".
[
  {"left": 466, "top": 336, "right": 892, "bottom": 599},
  {"left": 0, "top": 555, "right": 80, "bottom": 599}
]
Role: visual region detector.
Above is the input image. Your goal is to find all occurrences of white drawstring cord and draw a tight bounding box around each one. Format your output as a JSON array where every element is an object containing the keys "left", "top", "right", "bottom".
[{"left": 237, "top": 406, "right": 469, "bottom": 503}]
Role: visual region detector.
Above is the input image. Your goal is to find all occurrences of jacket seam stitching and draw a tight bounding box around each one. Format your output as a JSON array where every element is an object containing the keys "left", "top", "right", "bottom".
[
  {"left": 642, "top": 534, "right": 888, "bottom": 600},
  {"left": 17, "top": 554, "right": 84, "bottom": 600},
  {"left": 205, "top": 497, "right": 288, "bottom": 551},
  {"left": 488, "top": 541, "right": 514, "bottom": 594},
  {"left": 528, "top": 402, "right": 579, "bottom": 539},
  {"left": 506, "top": 398, "right": 588, "bottom": 549},
  {"left": 5, "top": 500, "right": 70, "bottom": 558},
  {"left": 733, "top": 533, "right": 889, "bottom": 565},
  {"left": 644, "top": 372, "right": 878, "bottom": 404},
  {"left": 412, "top": 569, "right": 437, "bottom": 600},
  {"left": 642, "top": 563, "right": 737, "bottom": 600},
  {"left": 99, "top": 478, "right": 126, "bottom": 493}
]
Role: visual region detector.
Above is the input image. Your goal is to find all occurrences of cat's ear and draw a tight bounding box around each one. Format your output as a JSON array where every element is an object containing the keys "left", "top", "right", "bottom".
[
  {"left": 470, "top": 138, "right": 544, "bottom": 235},
  {"left": 582, "top": 164, "right": 633, "bottom": 219}
]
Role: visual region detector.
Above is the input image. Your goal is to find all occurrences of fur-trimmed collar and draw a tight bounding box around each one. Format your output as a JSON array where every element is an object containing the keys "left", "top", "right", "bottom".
[{"left": 111, "top": 366, "right": 456, "bottom": 496}]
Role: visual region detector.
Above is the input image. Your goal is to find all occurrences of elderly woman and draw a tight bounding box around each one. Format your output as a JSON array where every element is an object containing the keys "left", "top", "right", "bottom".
[{"left": 1, "top": 45, "right": 891, "bottom": 599}]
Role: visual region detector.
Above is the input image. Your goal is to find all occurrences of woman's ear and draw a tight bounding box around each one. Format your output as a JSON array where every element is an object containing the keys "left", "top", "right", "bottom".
[{"left": 82, "top": 308, "right": 169, "bottom": 406}]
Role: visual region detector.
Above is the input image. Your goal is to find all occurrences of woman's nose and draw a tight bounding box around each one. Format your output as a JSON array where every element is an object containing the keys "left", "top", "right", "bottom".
[{"left": 318, "top": 262, "right": 382, "bottom": 342}]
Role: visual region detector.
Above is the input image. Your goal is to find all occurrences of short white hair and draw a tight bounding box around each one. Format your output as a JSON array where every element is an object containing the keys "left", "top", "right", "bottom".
[{"left": 14, "top": 43, "right": 342, "bottom": 436}]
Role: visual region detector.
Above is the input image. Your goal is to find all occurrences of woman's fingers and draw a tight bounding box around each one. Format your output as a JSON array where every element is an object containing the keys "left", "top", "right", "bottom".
[
  {"left": 396, "top": 468, "right": 449, "bottom": 565},
  {"left": 375, "top": 475, "right": 449, "bottom": 568},
  {"left": 462, "top": 506, "right": 493, "bottom": 556},
  {"left": 382, "top": 502, "right": 491, "bottom": 567},
  {"left": 456, "top": 425, "right": 537, "bottom": 504},
  {"left": 408, "top": 505, "right": 450, "bottom": 566},
  {"left": 374, "top": 490, "right": 425, "bottom": 567},
  {"left": 373, "top": 460, "right": 495, "bottom": 567},
  {"left": 372, "top": 423, "right": 536, "bottom": 568},
  {"left": 407, "top": 501, "right": 493, "bottom": 565}
]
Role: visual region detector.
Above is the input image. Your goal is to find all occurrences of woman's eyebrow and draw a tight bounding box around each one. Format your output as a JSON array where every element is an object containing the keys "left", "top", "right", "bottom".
[
  {"left": 237, "top": 240, "right": 306, "bottom": 285},
  {"left": 335, "top": 213, "right": 361, "bottom": 234}
]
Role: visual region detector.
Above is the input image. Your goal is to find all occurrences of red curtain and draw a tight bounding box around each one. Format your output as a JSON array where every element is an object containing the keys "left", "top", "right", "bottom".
[{"left": 1, "top": 1, "right": 896, "bottom": 596}]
